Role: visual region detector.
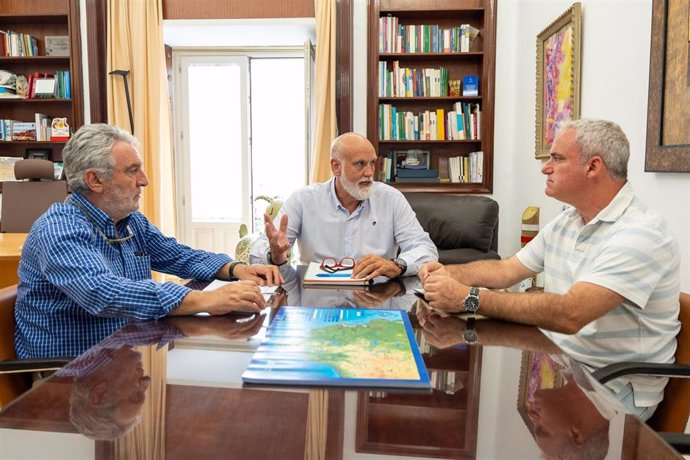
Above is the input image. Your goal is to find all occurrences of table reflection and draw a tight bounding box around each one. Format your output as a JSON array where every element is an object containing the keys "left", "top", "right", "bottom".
[{"left": 0, "top": 275, "right": 681, "bottom": 460}]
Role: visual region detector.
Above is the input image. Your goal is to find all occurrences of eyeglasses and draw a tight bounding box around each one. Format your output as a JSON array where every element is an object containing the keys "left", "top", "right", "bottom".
[
  {"left": 92, "top": 224, "right": 134, "bottom": 244},
  {"left": 68, "top": 199, "right": 134, "bottom": 244},
  {"left": 320, "top": 257, "right": 355, "bottom": 273}
]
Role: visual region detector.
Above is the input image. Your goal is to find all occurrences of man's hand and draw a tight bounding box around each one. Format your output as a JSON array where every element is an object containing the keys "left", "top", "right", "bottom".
[
  {"left": 234, "top": 263, "right": 283, "bottom": 286},
  {"left": 418, "top": 261, "right": 449, "bottom": 281},
  {"left": 422, "top": 273, "right": 467, "bottom": 312},
  {"left": 352, "top": 280, "right": 403, "bottom": 307},
  {"left": 175, "top": 280, "right": 266, "bottom": 316},
  {"left": 352, "top": 254, "right": 402, "bottom": 279},
  {"left": 417, "top": 310, "right": 466, "bottom": 349},
  {"left": 264, "top": 213, "right": 290, "bottom": 265}
]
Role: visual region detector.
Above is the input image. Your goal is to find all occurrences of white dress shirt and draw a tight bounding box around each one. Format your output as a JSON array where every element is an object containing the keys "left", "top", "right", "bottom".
[{"left": 249, "top": 178, "right": 438, "bottom": 276}]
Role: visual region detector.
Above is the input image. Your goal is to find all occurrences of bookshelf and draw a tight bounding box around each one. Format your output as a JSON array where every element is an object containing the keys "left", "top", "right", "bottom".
[
  {"left": 0, "top": 0, "right": 82, "bottom": 166},
  {"left": 367, "top": 0, "right": 496, "bottom": 193}
]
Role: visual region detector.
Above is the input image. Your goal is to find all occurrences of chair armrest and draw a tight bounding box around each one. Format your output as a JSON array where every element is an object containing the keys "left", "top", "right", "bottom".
[
  {"left": 592, "top": 362, "right": 690, "bottom": 384},
  {"left": 659, "top": 432, "right": 690, "bottom": 455},
  {"left": 0, "top": 357, "right": 73, "bottom": 374}
]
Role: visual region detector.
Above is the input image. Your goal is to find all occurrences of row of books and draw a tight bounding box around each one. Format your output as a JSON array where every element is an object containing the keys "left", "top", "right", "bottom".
[
  {"left": 0, "top": 116, "right": 70, "bottom": 142},
  {"left": 0, "top": 30, "right": 38, "bottom": 57},
  {"left": 442, "top": 152, "right": 484, "bottom": 184},
  {"left": 27, "top": 71, "right": 71, "bottom": 99},
  {"left": 379, "top": 15, "right": 479, "bottom": 54},
  {"left": 379, "top": 62, "right": 450, "bottom": 97},
  {"left": 379, "top": 103, "right": 482, "bottom": 141}
]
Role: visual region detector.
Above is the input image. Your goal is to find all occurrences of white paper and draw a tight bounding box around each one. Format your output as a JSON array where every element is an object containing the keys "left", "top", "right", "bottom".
[{"left": 203, "top": 279, "right": 278, "bottom": 301}]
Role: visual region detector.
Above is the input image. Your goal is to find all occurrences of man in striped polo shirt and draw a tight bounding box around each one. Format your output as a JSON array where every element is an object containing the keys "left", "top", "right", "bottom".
[{"left": 419, "top": 118, "right": 680, "bottom": 420}]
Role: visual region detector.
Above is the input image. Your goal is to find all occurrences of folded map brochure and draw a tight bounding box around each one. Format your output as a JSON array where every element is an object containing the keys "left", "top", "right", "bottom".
[
  {"left": 242, "top": 306, "right": 431, "bottom": 389},
  {"left": 302, "top": 261, "right": 371, "bottom": 286}
]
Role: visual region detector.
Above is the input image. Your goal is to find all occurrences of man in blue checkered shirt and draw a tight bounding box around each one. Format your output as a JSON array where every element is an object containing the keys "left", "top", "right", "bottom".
[{"left": 15, "top": 124, "right": 282, "bottom": 359}]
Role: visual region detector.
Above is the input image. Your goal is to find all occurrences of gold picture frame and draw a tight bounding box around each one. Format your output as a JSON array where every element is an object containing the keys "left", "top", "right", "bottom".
[
  {"left": 644, "top": 0, "right": 690, "bottom": 172},
  {"left": 534, "top": 3, "right": 582, "bottom": 159}
]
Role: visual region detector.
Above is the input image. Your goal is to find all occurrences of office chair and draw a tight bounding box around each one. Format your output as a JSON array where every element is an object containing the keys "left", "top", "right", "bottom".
[
  {"left": 593, "top": 292, "right": 690, "bottom": 454},
  {"left": 0, "top": 284, "right": 72, "bottom": 410},
  {"left": 0, "top": 159, "right": 67, "bottom": 233}
]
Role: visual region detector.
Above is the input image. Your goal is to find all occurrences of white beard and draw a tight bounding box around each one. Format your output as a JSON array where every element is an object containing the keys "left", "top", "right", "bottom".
[{"left": 340, "top": 175, "right": 373, "bottom": 201}]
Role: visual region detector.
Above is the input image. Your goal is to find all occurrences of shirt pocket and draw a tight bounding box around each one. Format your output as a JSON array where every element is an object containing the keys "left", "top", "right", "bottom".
[{"left": 129, "top": 255, "right": 152, "bottom": 281}]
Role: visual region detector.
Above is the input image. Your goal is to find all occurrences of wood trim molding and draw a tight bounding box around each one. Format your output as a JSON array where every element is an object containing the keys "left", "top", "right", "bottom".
[
  {"left": 84, "top": 0, "right": 107, "bottom": 124},
  {"left": 336, "top": 0, "right": 352, "bottom": 133}
]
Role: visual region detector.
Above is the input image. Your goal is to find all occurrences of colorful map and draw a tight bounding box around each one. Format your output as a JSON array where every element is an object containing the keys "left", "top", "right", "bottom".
[{"left": 242, "top": 307, "right": 430, "bottom": 389}]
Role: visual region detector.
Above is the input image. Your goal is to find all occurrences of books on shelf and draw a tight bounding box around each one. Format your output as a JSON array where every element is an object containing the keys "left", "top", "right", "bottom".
[
  {"left": 380, "top": 103, "right": 481, "bottom": 141},
  {"left": 378, "top": 15, "right": 480, "bottom": 54},
  {"left": 0, "top": 30, "right": 38, "bottom": 57},
  {"left": 302, "top": 262, "right": 370, "bottom": 287},
  {"left": 448, "top": 151, "right": 483, "bottom": 183},
  {"left": 241, "top": 306, "right": 431, "bottom": 389}
]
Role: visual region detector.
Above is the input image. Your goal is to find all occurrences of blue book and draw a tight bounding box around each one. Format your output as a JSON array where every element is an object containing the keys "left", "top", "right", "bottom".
[
  {"left": 396, "top": 168, "right": 439, "bottom": 178},
  {"left": 242, "top": 306, "right": 431, "bottom": 390},
  {"left": 463, "top": 75, "right": 479, "bottom": 96}
]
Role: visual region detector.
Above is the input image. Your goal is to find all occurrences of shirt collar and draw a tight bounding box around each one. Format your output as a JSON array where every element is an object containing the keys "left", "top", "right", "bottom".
[
  {"left": 591, "top": 181, "right": 634, "bottom": 224},
  {"left": 70, "top": 192, "right": 129, "bottom": 235}
]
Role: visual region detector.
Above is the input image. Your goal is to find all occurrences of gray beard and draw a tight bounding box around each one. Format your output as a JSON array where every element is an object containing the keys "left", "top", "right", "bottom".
[{"left": 340, "top": 176, "right": 373, "bottom": 201}]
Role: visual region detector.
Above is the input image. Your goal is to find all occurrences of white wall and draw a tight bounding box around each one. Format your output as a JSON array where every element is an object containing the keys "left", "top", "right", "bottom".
[{"left": 353, "top": 0, "right": 690, "bottom": 291}]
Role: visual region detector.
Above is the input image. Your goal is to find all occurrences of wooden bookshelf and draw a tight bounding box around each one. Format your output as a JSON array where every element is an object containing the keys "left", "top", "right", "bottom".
[
  {"left": 367, "top": 0, "right": 496, "bottom": 193},
  {"left": 0, "top": 0, "right": 82, "bottom": 164}
]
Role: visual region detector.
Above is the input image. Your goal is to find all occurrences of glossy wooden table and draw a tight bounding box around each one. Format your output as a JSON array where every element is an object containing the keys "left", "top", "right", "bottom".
[
  {"left": 0, "top": 233, "right": 27, "bottom": 288},
  {"left": 0, "top": 271, "right": 682, "bottom": 459}
]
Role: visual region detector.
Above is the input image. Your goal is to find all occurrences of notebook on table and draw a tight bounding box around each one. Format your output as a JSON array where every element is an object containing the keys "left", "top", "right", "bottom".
[{"left": 302, "top": 262, "right": 371, "bottom": 286}]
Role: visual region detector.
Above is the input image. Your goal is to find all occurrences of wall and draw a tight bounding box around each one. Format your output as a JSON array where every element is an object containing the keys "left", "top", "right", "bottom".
[{"left": 353, "top": 0, "right": 690, "bottom": 291}]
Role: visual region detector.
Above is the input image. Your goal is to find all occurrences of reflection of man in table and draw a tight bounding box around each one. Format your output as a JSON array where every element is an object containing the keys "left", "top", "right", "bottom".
[{"left": 279, "top": 265, "right": 420, "bottom": 310}]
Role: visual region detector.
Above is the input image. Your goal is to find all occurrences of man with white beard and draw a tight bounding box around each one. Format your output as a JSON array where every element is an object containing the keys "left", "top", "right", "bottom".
[{"left": 249, "top": 132, "right": 437, "bottom": 279}]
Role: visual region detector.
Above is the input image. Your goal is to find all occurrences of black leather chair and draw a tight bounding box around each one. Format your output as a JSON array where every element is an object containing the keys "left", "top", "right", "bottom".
[{"left": 403, "top": 193, "right": 500, "bottom": 264}]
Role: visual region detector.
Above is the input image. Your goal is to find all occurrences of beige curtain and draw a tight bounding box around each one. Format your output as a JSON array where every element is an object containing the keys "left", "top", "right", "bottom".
[
  {"left": 107, "top": 0, "right": 176, "bottom": 236},
  {"left": 310, "top": 0, "right": 338, "bottom": 184}
]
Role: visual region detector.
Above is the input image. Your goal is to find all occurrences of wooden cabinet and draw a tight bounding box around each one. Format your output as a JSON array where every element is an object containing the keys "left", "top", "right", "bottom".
[
  {"left": 0, "top": 0, "right": 82, "bottom": 164},
  {"left": 367, "top": 0, "right": 496, "bottom": 193}
]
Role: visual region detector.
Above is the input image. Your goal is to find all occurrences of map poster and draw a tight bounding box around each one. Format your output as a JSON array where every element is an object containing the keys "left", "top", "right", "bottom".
[{"left": 242, "top": 307, "right": 431, "bottom": 389}]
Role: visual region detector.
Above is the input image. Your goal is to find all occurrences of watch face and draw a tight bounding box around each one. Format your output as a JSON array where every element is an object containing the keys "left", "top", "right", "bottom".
[
  {"left": 464, "top": 295, "right": 480, "bottom": 312},
  {"left": 463, "top": 329, "right": 479, "bottom": 344}
]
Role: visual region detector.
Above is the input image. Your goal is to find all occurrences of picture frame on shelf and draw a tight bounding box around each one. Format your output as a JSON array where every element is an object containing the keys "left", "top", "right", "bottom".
[
  {"left": 393, "top": 149, "right": 430, "bottom": 171},
  {"left": 534, "top": 3, "right": 582, "bottom": 159},
  {"left": 644, "top": 0, "right": 690, "bottom": 172},
  {"left": 25, "top": 148, "right": 52, "bottom": 160}
]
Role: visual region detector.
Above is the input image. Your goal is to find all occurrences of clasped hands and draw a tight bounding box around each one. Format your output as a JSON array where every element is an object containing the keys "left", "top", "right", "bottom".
[
  {"left": 419, "top": 261, "right": 471, "bottom": 312},
  {"left": 263, "top": 213, "right": 404, "bottom": 279}
]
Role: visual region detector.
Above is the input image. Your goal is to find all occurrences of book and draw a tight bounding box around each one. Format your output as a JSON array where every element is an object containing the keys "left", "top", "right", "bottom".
[
  {"left": 463, "top": 75, "right": 479, "bottom": 96},
  {"left": 241, "top": 306, "right": 431, "bottom": 389},
  {"left": 396, "top": 168, "right": 439, "bottom": 178},
  {"left": 302, "top": 262, "right": 370, "bottom": 286}
]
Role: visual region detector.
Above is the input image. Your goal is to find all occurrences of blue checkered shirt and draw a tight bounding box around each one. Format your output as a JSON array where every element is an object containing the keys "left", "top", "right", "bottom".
[{"left": 15, "top": 193, "right": 231, "bottom": 359}]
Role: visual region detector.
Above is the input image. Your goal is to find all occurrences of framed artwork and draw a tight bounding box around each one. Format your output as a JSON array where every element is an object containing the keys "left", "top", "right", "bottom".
[
  {"left": 645, "top": 0, "right": 690, "bottom": 172},
  {"left": 534, "top": 3, "right": 582, "bottom": 159},
  {"left": 516, "top": 351, "right": 566, "bottom": 431}
]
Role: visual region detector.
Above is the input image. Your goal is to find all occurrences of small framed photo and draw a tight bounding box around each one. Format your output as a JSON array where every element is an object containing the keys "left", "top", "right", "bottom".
[
  {"left": 25, "top": 148, "right": 52, "bottom": 160},
  {"left": 393, "top": 149, "right": 430, "bottom": 171},
  {"left": 45, "top": 36, "right": 70, "bottom": 57}
]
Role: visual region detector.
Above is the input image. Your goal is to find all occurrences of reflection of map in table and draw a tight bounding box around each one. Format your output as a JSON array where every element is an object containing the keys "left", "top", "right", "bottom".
[{"left": 242, "top": 307, "right": 430, "bottom": 389}]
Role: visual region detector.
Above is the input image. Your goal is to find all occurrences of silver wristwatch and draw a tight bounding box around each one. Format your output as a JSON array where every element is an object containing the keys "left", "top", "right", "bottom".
[{"left": 463, "top": 287, "right": 480, "bottom": 313}]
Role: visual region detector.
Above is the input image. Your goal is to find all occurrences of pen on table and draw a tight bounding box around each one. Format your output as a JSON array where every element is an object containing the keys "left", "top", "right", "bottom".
[{"left": 316, "top": 273, "right": 353, "bottom": 278}]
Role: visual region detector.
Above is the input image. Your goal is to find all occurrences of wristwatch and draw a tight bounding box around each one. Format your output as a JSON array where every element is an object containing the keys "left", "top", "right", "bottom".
[
  {"left": 463, "top": 287, "right": 480, "bottom": 313},
  {"left": 391, "top": 257, "right": 407, "bottom": 277},
  {"left": 463, "top": 317, "right": 478, "bottom": 344}
]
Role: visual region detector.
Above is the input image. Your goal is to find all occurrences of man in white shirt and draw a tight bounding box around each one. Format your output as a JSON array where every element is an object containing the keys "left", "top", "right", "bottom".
[
  {"left": 420, "top": 118, "right": 680, "bottom": 419},
  {"left": 249, "top": 132, "right": 438, "bottom": 279}
]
